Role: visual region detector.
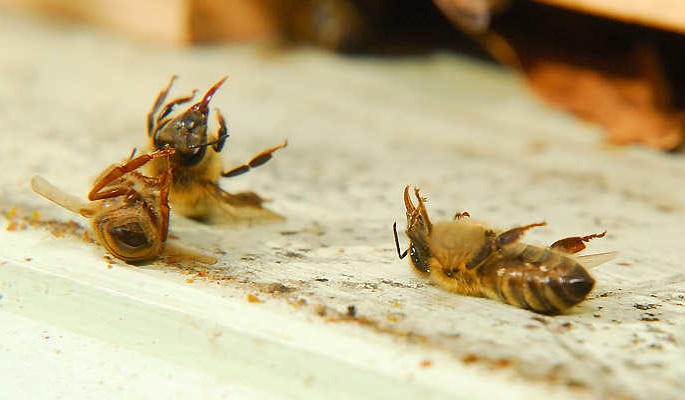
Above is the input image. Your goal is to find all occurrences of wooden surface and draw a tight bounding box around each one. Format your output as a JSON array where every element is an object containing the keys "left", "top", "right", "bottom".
[
  {"left": 0, "top": 0, "right": 190, "bottom": 43},
  {"left": 0, "top": 11, "right": 684, "bottom": 400},
  {"left": 533, "top": 0, "right": 685, "bottom": 34},
  {"left": 0, "top": 0, "right": 279, "bottom": 43},
  {"left": 2, "top": 0, "right": 685, "bottom": 45}
]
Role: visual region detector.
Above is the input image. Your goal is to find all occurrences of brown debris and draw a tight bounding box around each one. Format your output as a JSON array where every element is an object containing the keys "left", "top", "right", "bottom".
[
  {"left": 436, "top": 2, "right": 685, "bottom": 151},
  {"left": 247, "top": 293, "right": 263, "bottom": 303},
  {"left": 522, "top": 44, "right": 684, "bottom": 150},
  {"left": 4, "top": 206, "right": 88, "bottom": 239}
]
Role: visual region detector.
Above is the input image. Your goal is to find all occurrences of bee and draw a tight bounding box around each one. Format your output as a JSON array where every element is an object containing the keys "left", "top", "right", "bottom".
[
  {"left": 393, "top": 186, "right": 617, "bottom": 314},
  {"left": 146, "top": 75, "right": 287, "bottom": 223},
  {"left": 31, "top": 148, "right": 216, "bottom": 264}
]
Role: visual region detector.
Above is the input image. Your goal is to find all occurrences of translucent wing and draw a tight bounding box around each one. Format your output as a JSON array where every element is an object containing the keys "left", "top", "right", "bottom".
[
  {"left": 163, "top": 241, "right": 217, "bottom": 265},
  {"left": 31, "top": 175, "right": 87, "bottom": 215},
  {"left": 576, "top": 251, "right": 619, "bottom": 269},
  {"left": 204, "top": 182, "right": 284, "bottom": 224}
]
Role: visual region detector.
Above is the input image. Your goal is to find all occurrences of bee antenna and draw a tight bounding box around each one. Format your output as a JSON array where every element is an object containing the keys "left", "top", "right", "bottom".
[
  {"left": 186, "top": 131, "right": 230, "bottom": 150},
  {"left": 393, "top": 222, "right": 409, "bottom": 260}
]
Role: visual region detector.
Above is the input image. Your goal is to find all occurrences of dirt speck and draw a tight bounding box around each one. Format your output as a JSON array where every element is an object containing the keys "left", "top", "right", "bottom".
[
  {"left": 314, "top": 303, "right": 327, "bottom": 317},
  {"left": 633, "top": 303, "right": 660, "bottom": 311},
  {"left": 386, "top": 312, "right": 404, "bottom": 323},
  {"left": 462, "top": 354, "right": 479, "bottom": 364},
  {"left": 283, "top": 251, "right": 306, "bottom": 259},
  {"left": 288, "top": 297, "right": 307, "bottom": 309},
  {"left": 346, "top": 305, "right": 357, "bottom": 318},
  {"left": 247, "top": 293, "right": 262, "bottom": 303},
  {"left": 257, "top": 282, "right": 295, "bottom": 294}
]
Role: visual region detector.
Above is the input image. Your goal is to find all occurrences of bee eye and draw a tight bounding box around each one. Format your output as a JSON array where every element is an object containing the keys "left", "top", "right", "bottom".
[
  {"left": 109, "top": 222, "right": 149, "bottom": 249},
  {"left": 177, "top": 118, "right": 196, "bottom": 131},
  {"left": 410, "top": 244, "right": 430, "bottom": 274}
]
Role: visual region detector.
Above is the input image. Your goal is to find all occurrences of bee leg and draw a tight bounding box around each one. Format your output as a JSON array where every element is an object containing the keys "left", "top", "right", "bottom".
[
  {"left": 88, "top": 148, "right": 175, "bottom": 201},
  {"left": 154, "top": 90, "right": 198, "bottom": 128},
  {"left": 156, "top": 156, "right": 173, "bottom": 241},
  {"left": 413, "top": 187, "right": 433, "bottom": 232},
  {"left": 466, "top": 222, "right": 546, "bottom": 270},
  {"left": 551, "top": 231, "right": 607, "bottom": 254},
  {"left": 403, "top": 186, "right": 415, "bottom": 215},
  {"left": 392, "top": 222, "right": 409, "bottom": 259},
  {"left": 453, "top": 211, "right": 470, "bottom": 220},
  {"left": 496, "top": 221, "right": 547, "bottom": 248},
  {"left": 148, "top": 75, "right": 177, "bottom": 135},
  {"left": 211, "top": 110, "right": 229, "bottom": 153},
  {"left": 221, "top": 140, "right": 288, "bottom": 178}
]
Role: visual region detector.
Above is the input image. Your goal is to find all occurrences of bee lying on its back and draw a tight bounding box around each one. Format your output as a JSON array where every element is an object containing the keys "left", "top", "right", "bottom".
[
  {"left": 31, "top": 148, "right": 216, "bottom": 265},
  {"left": 393, "top": 186, "right": 617, "bottom": 314}
]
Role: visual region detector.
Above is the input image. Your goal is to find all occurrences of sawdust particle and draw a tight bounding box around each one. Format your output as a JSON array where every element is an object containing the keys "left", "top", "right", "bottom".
[{"left": 247, "top": 294, "right": 262, "bottom": 303}]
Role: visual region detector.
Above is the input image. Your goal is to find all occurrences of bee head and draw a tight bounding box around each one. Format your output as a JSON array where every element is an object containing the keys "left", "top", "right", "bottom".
[
  {"left": 153, "top": 77, "right": 227, "bottom": 167},
  {"left": 403, "top": 186, "right": 432, "bottom": 274}
]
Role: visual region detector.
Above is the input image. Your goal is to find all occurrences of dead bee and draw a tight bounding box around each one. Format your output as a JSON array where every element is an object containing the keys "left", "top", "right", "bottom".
[
  {"left": 146, "top": 75, "right": 287, "bottom": 223},
  {"left": 393, "top": 186, "right": 616, "bottom": 314},
  {"left": 31, "top": 148, "right": 216, "bottom": 264}
]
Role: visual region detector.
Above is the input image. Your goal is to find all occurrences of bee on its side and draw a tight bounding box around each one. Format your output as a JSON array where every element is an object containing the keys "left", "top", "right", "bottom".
[
  {"left": 393, "top": 186, "right": 616, "bottom": 314},
  {"left": 31, "top": 148, "right": 216, "bottom": 264},
  {"left": 146, "top": 75, "right": 287, "bottom": 223}
]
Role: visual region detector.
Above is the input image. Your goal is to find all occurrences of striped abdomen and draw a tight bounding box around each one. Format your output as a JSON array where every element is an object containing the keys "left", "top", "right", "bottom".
[{"left": 476, "top": 244, "right": 595, "bottom": 314}]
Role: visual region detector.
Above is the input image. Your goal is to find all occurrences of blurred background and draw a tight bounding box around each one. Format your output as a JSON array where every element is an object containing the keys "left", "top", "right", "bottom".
[{"left": 3, "top": 0, "right": 685, "bottom": 151}]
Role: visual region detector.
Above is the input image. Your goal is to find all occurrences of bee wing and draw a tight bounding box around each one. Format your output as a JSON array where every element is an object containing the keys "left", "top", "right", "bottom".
[
  {"left": 575, "top": 251, "right": 619, "bottom": 269},
  {"left": 31, "top": 175, "right": 89, "bottom": 215},
  {"left": 162, "top": 240, "right": 217, "bottom": 265},
  {"left": 205, "top": 182, "right": 284, "bottom": 224}
]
